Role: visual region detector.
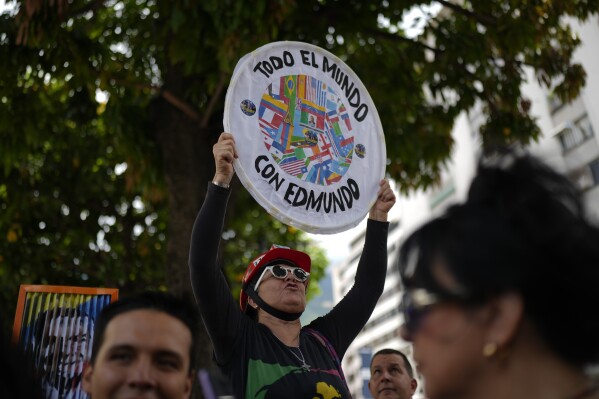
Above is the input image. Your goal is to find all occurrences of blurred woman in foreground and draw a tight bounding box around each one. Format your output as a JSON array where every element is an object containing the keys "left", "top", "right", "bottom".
[{"left": 398, "top": 150, "right": 599, "bottom": 399}]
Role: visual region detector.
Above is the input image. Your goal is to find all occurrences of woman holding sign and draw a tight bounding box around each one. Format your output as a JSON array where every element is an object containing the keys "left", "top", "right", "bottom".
[{"left": 190, "top": 132, "right": 395, "bottom": 399}]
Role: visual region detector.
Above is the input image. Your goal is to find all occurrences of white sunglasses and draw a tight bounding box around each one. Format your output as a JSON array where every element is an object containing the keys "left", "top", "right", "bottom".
[{"left": 254, "top": 265, "right": 310, "bottom": 291}]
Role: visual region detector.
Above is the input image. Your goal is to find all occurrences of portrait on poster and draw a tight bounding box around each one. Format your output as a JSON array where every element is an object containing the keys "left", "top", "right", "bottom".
[{"left": 13, "top": 285, "right": 118, "bottom": 399}]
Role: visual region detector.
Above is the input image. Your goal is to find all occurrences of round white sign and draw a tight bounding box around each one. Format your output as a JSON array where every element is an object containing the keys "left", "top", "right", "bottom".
[{"left": 224, "top": 41, "right": 386, "bottom": 234}]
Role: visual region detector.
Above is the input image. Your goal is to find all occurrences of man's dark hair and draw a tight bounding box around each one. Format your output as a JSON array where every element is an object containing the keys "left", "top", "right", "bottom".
[
  {"left": 370, "top": 348, "right": 414, "bottom": 378},
  {"left": 90, "top": 291, "right": 200, "bottom": 372}
]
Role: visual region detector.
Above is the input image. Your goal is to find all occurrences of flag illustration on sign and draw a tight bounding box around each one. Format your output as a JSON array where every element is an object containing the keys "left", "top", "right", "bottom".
[{"left": 258, "top": 74, "right": 355, "bottom": 186}]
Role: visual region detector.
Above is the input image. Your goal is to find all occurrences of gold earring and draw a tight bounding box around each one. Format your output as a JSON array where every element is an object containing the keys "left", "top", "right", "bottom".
[{"left": 483, "top": 342, "right": 497, "bottom": 358}]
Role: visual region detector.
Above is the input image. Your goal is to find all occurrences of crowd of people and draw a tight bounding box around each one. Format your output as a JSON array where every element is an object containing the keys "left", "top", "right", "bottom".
[{"left": 5, "top": 133, "right": 599, "bottom": 399}]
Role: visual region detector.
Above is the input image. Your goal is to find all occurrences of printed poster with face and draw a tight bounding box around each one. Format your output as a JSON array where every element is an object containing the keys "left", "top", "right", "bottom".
[
  {"left": 224, "top": 41, "right": 386, "bottom": 234},
  {"left": 13, "top": 285, "right": 119, "bottom": 399}
]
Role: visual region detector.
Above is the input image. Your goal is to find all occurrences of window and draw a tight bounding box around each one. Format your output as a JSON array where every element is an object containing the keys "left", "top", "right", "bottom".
[
  {"left": 556, "top": 115, "right": 595, "bottom": 151},
  {"left": 577, "top": 114, "right": 595, "bottom": 140},
  {"left": 590, "top": 159, "right": 599, "bottom": 186},
  {"left": 548, "top": 92, "right": 564, "bottom": 113},
  {"left": 389, "top": 220, "right": 400, "bottom": 234},
  {"left": 568, "top": 158, "right": 599, "bottom": 191}
]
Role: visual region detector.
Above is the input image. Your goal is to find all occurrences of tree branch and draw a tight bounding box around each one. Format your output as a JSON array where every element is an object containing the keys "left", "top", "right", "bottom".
[
  {"left": 160, "top": 89, "right": 202, "bottom": 121},
  {"left": 107, "top": 76, "right": 202, "bottom": 121},
  {"left": 366, "top": 27, "right": 443, "bottom": 54},
  {"left": 434, "top": 0, "right": 496, "bottom": 26}
]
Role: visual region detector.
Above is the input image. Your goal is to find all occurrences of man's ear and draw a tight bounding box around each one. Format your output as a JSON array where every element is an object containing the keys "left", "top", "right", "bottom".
[
  {"left": 82, "top": 361, "right": 94, "bottom": 394},
  {"left": 410, "top": 377, "right": 418, "bottom": 394}
]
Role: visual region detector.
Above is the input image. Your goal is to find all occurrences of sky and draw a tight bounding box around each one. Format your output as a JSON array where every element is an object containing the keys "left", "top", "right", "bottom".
[
  {"left": 308, "top": 228, "right": 357, "bottom": 265},
  {"left": 0, "top": 0, "right": 13, "bottom": 13}
]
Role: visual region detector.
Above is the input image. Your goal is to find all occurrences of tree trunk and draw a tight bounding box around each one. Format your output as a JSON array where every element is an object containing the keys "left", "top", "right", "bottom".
[{"left": 151, "top": 69, "right": 221, "bottom": 387}]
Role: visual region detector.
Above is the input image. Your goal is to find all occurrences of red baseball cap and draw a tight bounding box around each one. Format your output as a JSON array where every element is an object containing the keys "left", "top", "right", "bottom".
[{"left": 239, "top": 244, "right": 311, "bottom": 312}]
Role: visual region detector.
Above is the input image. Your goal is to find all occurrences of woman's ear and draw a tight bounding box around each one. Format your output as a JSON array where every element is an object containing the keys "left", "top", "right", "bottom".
[
  {"left": 247, "top": 297, "right": 258, "bottom": 309},
  {"left": 484, "top": 292, "right": 524, "bottom": 348}
]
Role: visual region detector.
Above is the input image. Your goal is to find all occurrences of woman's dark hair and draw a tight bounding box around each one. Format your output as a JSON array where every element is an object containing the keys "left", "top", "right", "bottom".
[{"left": 398, "top": 150, "right": 599, "bottom": 367}]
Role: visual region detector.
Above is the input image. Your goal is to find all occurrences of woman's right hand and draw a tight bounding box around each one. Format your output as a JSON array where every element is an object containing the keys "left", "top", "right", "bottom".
[{"left": 213, "top": 132, "right": 238, "bottom": 186}]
